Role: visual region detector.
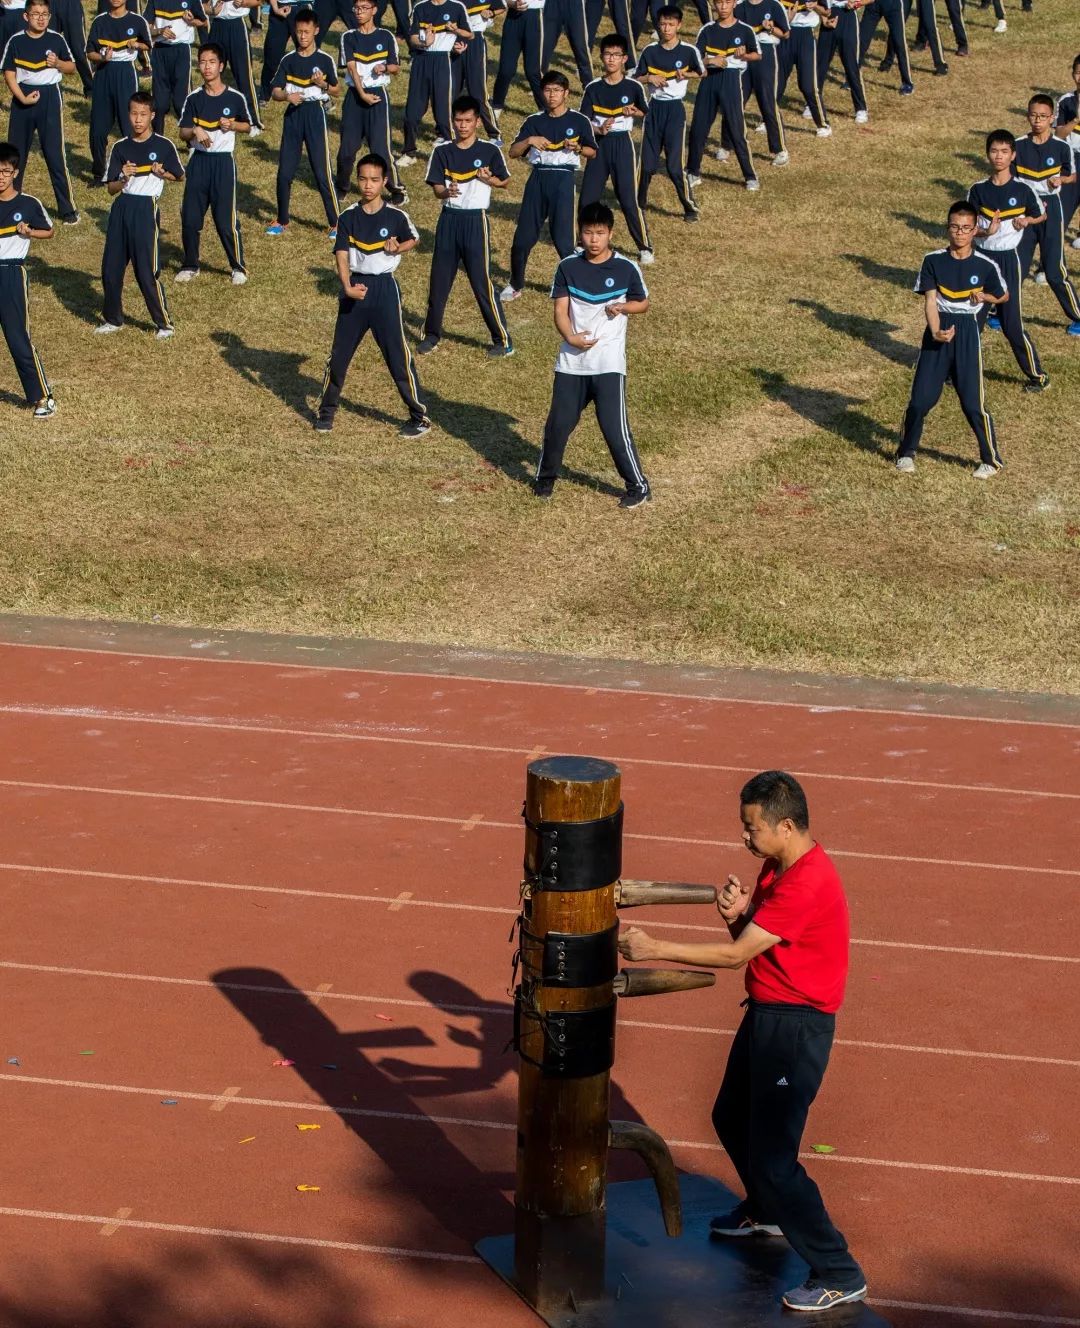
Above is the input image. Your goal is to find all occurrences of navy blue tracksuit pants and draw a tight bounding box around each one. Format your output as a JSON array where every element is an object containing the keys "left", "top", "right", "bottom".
[
  {"left": 491, "top": 7, "right": 543, "bottom": 111},
  {"left": 687, "top": 69, "right": 756, "bottom": 182},
  {"left": 816, "top": 9, "right": 866, "bottom": 113},
  {"left": 181, "top": 150, "right": 245, "bottom": 272},
  {"left": 538, "top": 371, "right": 650, "bottom": 495},
  {"left": 336, "top": 87, "right": 401, "bottom": 195},
  {"left": 423, "top": 208, "right": 511, "bottom": 348},
  {"left": 276, "top": 101, "right": 339, "bottom": 226},
  {"left": 584, "top": 0, "right": 637, "bottom": 49},
  {"left": 51, "top": 0, "right": 95, "bottom": 92},
  {"left": 541, "top": 0, "right": 591, "bottom": 88},
  {"left": 778, "top": 26, "right": 827, "bottom": 126},
  {"left": 580, "top": 131, "right": 650, "bottom": 253},
  {"left": 858, "top": 0, "right": 910, "bottom": 86},
  {"left": 319, "top": 271, "right": 427, "bottom": 422},
  {"left": 509, "top": 166, "right": 576, "bottom": 291},
  {"left": 9, "top": 86, "right": 77, "bottom": 219},
  {"left": 1018, "top": 193, "right": 1080, "bottom": 324},
  {"left": 208, "top": 15, "right": 263, "bottom": 125},
  {"left": 453, "top": 30, "right": 498, "bottom": 138},
  {"left": 886, "top": 0, "right": 946, "bottom": 69},
  {"left": 899, "top": 313, "right": 1001, "bottom": 468},
  {"left": 89, "top": 61, "right": 137, "bottom": 179},
  {"left": 978, "top": 246, "right": 1044, "bottom": 385},
  {"left": 102, "top": 192, "right": 172, "bottom": 329},
  {"left": 260, "top": 7, "right": 295, "bottom": 98},
  {"left": 0, "top": 262, "right": 51, "bottom": 404},
  {"left": 151, "top": 42, "right": 192, "bottom": 132},
  {"left": 404, "top": 49, "right": 454, "bottom": 152},
  {"left": 741, "top": 44, "right": 785, "bottom": 155},
  {"left": 638, "top": 99, "right": 696, "bottom": 216}
]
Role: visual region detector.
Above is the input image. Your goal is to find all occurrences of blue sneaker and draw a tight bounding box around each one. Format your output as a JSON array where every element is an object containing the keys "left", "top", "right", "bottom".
[
  {"left": 782, "top": 1281, "right": 868, "bottom": 1313},
  {"left": 265, "top": 222, "right": 287, "bottom": 236},
  {"left": 327, "top": 227, "right": 337, "bottom": 241},
  {"left": 900, "top": 82, "right": 914, "bottom": 95},
  {"left": 987, "top": 314, "right": 1001, "bottom": 331},
  {"left": 1067, "top": 321, "right": 1080, "bottom": 337}
]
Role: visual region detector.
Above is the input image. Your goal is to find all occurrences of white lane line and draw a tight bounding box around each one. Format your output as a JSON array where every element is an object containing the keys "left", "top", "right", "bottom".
[
  {"left": 0, "top": 778, "right": 1075, "bottom": 879},
  {"left": 0, "top": 1205, "right": 481, "bottom": 1264},
  {"left": 1, "top": 1073, "right": 1077, "bottom": 1186},
  {"left": 1, "top": 867, "right": 1077, "bottom": 965},
  {"left": 0, "top": 704, "right": 1074, "bottom": 802},
  {"left": 3, "top": 640, "right": 1078, "bottom": 730},
  {"left": 2, "top": 961, "right": 1078, "bottom": 1067},
  {"left": 873, "top": 1300, "right": 1080, "bottom": 1326}
]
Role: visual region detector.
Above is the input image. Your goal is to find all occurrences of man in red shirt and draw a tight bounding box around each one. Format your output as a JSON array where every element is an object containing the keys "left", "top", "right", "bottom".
[{"left": 618, "top": 769, "right": 866, "bottom": 1313}]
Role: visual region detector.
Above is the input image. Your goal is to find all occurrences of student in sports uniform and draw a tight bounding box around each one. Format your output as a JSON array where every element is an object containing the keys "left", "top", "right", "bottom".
[
  {"left": 776, "top": 0, "right": 828, "bottom": 134},
  {"left": 0, "top": 140, "right": 54, "bottom": 416},
  {"left": 86, "top": 0, "right": 151, "bottom": 183},
  {"left": 686, "top": 0, "right": 762, "bottom": 193},
  {"left": 733, "top": 0, "right": 789, "bottom": 160},
  {"left": 541, "top": 0, "right": 589, "bottom": 92},
  {"left": 315, "top": 151, "right": 431, "bottom": 435},
  {"left": 635, "top": 5, "right": 704, "bottom": 219},
  {"left": 146, "top": 0, "right": 207, "bottom": 133},
  {"left": 266, "top": 8, "right": 339, "bottom": 236},
  {"left": 967, "top": 130, "right": 1047, "bottom": 392},
  {"left": 580, "top": 34, "right": 651, "bottom": 262},
  {"left": 97, "top": 88, "right": 184, "bottom": 336},
  {"left": 1, "top": 0, "right": 26, "bottom": 48},
  {"left": 1055, "top": 53, "right": 1080, "bottom": 250},
  {"left": 501, "top": 69, "right": 596, "bottom": 303},
  {"left": 879, "top": 0, "right": 948, "bottom": 76},
  {"left": 396, "top": 0, "right": 470, "bottom": 165},
  {"left": 1014, "top": 94, "right": 1080, "bottom": 334},
  {"left": 618, "top": 771, "right": 869, "bottom": 1314},
  {"left": 533, "top": 201, "right": 650, "bottom": 508},
  {"left": 176, "top": 40, "right": 249, "bottom": 280},
  {"left": 815, "top": 0, "right": 867, "bottom": 121},
  {"left": 313, "top": 0, "right": 353, "bottom": 49},
  {"left": 49, "top": 0, "right": 94, "bottom": 93},
  {"left": 896, "top": 201, "right": 1007, "bottom": 478},
  {"left": 857, "top": 0, "right": 910, "bottom": 94},
  {"left": 336, "top": 0, "right": 405, "bottom": 202},
  {"left": 2, "top": 0, "right": 79, "bottom": 221},
  {"left": 417, "top": 95, "right": 511, "bottom": 356},
  {"left": 585, "top": 0, "right": 638, "bottom": 52},
  {"left": 455, "top": 0, "right": 501, "bottom": 140},
  {"left": 490, "top": 0, "right": 542, "bottom": 120},
  {"left": 259, "top": 0, "right": 297, "bottom": 103},
  {"left": 204, "top": 0, "right": 262, "bottom": 129}
]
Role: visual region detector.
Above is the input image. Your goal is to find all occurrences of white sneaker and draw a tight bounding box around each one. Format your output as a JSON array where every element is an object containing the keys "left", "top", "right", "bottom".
[
  {"left": 638, "top": 249, "right": 655, "bottom": 265},
  {"left": 33, "top": 396, "right": 57, "bottom": 419},
  {"left": 499, "top": 284, "right": 521, "bottom": 303},
  {"left": 754, "top": 121, "right": 767, "bottom": 134},
  {"left": 855, "top": 109, "right": 869, "bottom": 124},
  {"left": 95, "top": 322, "right": 122, "bottom": 334},
  {"left": 993, "top": 17, "right": 1006, "bottom": 31},
  {"left": 973, "top": 463, "right": 998, "bottom": 479},
  {"left": 895, "top": 456, "right": 915, "bottom": 474},
  {"left": 231, "top": 270, "right": 248, "bottom": 285},
  {"left": 155, "top": 327, "right": 175, "bottom": 339},
  {"left": 1034, "top": 270, "right": 1047, "bottom": 285},
  {"left": 715, "top": 147, "right": 730, "bottom": 162},
  {"left": 772, "top": 150, "right": 789, "bottom": 166},
  {"left": 816, "top": 124, "right": 833, "bottom": 138},
  {"left": 395, "top": 153, "right": 417, "bottom": 168},
  {"left": 1071, "top": 236, "right": 1080, "bottom": 250},
  {"left": 802, "top": 105, "right": 812, "bottom": 120},
  {"left": 745, "top": 178, "right": 761, "bottom": 192},
  {"left": 248, "top": 125, "right": 262, "bottom": 139},
  {"left": 686, "top": 172, "right": 702, "bottom": 188},
  {"left": 174, "top": 268, "right": 197, "bottom": 282}
]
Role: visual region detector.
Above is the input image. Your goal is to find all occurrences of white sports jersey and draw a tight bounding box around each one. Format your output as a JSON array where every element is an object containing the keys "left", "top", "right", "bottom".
[{"left": 551, "top": 251, "right": 647, "bottom": 377}]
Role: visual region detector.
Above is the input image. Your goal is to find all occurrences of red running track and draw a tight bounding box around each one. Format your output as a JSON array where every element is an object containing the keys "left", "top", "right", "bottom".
[{"left": 0, "top": 622, "right": 1078, "bottom": 1328}]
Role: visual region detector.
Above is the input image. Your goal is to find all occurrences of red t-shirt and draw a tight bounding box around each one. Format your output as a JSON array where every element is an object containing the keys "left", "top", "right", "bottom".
[{"left": 744, "top": 842, "right": 850, "bottom": 1014}]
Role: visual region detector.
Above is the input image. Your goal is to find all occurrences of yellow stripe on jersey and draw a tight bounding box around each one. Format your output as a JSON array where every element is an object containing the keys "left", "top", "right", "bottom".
[
  {"left": 287, "top": 74, "right": 314, "bottom": 85},
  {"left": 937, "top": 284, "right": 982, "bottom": 299},
  {"left": 592, "top": 104, "right": 634, "bottom": 116},
  {"left": 14, "top": 57, "right": 50, "bottom": 70},
  {"left": 704, "top": 44, "right": 741, "bottom": 55},
  {"left": 445, "top": 168, "right": 480, "bottom": 180},
  {"left": 978, "top": 205, "right": 1026, "bottom": 219},
  {"left": 645, "top": 65, "right": 681, "bottom": 78},
  {"left": 194, "top": 117, "right": 222, "bottom": 128},
  {"left": 350, "top": 50, "right": 391, "bottom": 61},
  {"left": 348, "top": 236, "right": 388, "bottom": 250},
  {"left": 1016, "top": 164, "right": 1062, "bottom": 180},
  {"left": 0, "top": 224, "right": 19, "bottom": 236},
  {"left": 155, "top": 8, "right": 189, "bottom": 16},
  {"left": 97, "top": 37, "right": 139, "bottom": 47}
]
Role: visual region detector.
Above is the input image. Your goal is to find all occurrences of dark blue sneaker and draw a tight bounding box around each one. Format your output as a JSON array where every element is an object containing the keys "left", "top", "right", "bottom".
[
  {"left": 782, "top": 1281, "right": 868, "bottom": 1312},
  {"left": 900, "top": 82, "right": 914, "bottom": 95},
  {"left": 618, "top": 488, "right": 651, "bottom": 510}
]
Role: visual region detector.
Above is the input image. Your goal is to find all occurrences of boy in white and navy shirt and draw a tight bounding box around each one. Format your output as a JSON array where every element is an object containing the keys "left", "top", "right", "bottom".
[
  {"left": 1054, "top": 53, "right": 1080, "bottom": 248},
  {"left": 534, "top": 200, "right": 650, "bottom": 509},
  {"left": 86, "top": 0, "right": 152, "bottom": 182},
  {"left": 145, "top": 0, "right": 207, "bottom": 134},
  {"left": 398, "top": 0, "right": 471, "bottom": 164},
  {"left": 635, "top": 5, "right": 703, "bottom": 220},
  {"left": 336, "top": 0, "right": 405, "bottom": 203},
  {"left": 1014, "top": 93, "right": 1080, "bottom": 333},
  {"left": 0, "top": 139, "right": 55, "bottom": 417},
  {"left": 686, "top": 0, "right": 762, "bottom": 191}
]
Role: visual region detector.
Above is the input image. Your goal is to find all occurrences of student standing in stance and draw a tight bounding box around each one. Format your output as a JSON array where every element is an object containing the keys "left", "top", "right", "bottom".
[
  {"left": 533, "top": 201, "right": 650, "bottom": 509},
  {"left": 397, "top": 0, "right": 471, "bottom": 165},
  {"left": 687, "top": 0, "right": 762, "bottom": 193},
  {"left": 455, "top": 0, "right": 502, "bottom": 141},
  {"left": 896, "top": 201, "right": 1007, "bottom": 478},
  {"left": 336, "top": 0, "right": 405, "bottom": 203},
  {"left": 418, "top": 95, "right": 512, "bottom": 358},
  {"left": 635, "top": 5, "right": 704, "bottom": 219},
  {"left": 316, "top": 153, "right": 431, "bottom": 435},
  {"left": 618, "top": 772, "right": 868, "bottom": 1315},
  {"left": 259, "top": 0, "right": 297, "bottom": 103},
  {"left": 733, "top": 0, "right": 789, "bottom": 164},
  {"left": 1014, "top": 94, "right": 1080, "bottom": 335},
  {"left": 501, "top": 69, "right": 595, "bottom": 302},
  {"left": 204, "top": 0, "right": 263, "bottom": 130},
  {"left": 266, "top": 8, "right": 340, "bottom": 236},
  {"left": 968, "top": 129, "right": 1048, "bottom": 392},
  {"left": 176, "top": 40, "right": 249, "bottom": 282},
  {"left": 776, "top": 0, "right": 828, "bottom": 133},
  {"left": 146, "top": 0, "right": 207, "bottom": 133},
  {"left": 490, "top": 0, "right": 543, "bottom": 120},
  {"left": 2, "top": 0, "right": 79, "bottom": 222},
  {"left": 0, "top": 141, "right": 55, "bottom": 416},
  {"left": 1054, "top": 54, "right": 1080, "bottom": 249},
  {"left": 97, "top": 88, "right": 184, "bottom": 336},
  {"left": 86, "top": 0, "right": 151, "bottom": 184},
  {"left": 857, "top": 0, "right": 911, "bottom": 95},
  {"left": 815, "top": 0, "right": 867, "bottom": 122}
]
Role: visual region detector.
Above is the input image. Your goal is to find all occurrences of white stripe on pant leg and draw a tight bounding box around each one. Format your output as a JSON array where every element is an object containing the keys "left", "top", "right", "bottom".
[
  {"left": 617, "top": 375, "right": 645, "bottom": 488},
  {"left": 1051, "top": 204, "right": 1080, "bottom": 317}
]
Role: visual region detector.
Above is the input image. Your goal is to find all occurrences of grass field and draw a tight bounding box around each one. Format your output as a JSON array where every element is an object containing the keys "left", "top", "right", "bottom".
[{"left": 1, "top": 0, "right": 1078, "bottom": 693}]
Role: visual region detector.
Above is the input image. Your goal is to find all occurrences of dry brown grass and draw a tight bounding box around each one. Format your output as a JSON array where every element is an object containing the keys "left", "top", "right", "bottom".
[{"left": 0, "top": 0, "right": 1077, "bottom": 691}]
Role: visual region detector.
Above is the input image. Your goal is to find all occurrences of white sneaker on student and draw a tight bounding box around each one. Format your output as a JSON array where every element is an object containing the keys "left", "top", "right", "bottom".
[
  {"left": 895, "top": 457, "right": 915, "bottom": 474},
  {"left": 395, "top": 152, "right": 417, "bottom": 168},
  {"left": 745, "top": 178, "right": 761, "bottom": 191},
  {"left": 1034, "top": 270, "right": 1047, "bottom": 285},
  {"left": 715, "top": 147, "right": 730, "bottom": 161},
  {"left": 1072, "top": 236, "right": 1080, "bottom": 250},
  {"left": 95, "top": 322, "right": 122, "bottom": 334},
  {"left": 816, "top": 124, "right": 833, "bottom": 137},
  {"left": 994, "top": 17, "right": 1006, "bottom": 31},
  {"left": 754, "top": 120, "right": 767, "bottom": 134},
  {"left": 972, "top": 463, "right": 998, "bottom": 479},
  {"left": 802, "top": 105, "right": 812, "bottom": 119},
  {"left": 686, "top": 172, "right": 702, "bottom": 188},
  {"left": 855, "top": 109, "right": 869, "bottom": 123},
  {"left": 638, "top": 249, "right": 654, "bottom": 264},
  {"left": 231, "top": 270, "right": 248, "bottom": 285},
  {"left": 174, "top": 268, "right": 197, "bottom": 282},
  {"left": 499, "top": 284, "right": 521, "bottom": 302},
  {"left": 155, "top": 327, "right": 175, "bottom": 339},
  {"left": 772, "top": 150, "right": 789, "bottom": 166}
]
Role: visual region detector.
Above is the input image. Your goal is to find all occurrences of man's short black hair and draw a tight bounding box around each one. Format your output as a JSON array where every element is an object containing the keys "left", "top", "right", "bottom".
[
  {"left": 947, "top": 199, "right": 978, "bottom": 223},
  {"left": 452, "top": 94, "right": 482, "bottom": 116},
  {"left": 293, "top": 6, "right": 317, "bottom": 21},
  {"left": 578, "top": 200, "right": 614, "bottom": 230},
  {"left": 739, "top": 771, "right": 809, "bottom": 831},
  {"left": 130, "top": 89, "right": 153, "bottom": 109},
  {"left": 986, "top": 128, "right": 1015, "bottom": 152},
  {"left": 656, "top": 4, "right": 683, "bottom": 18},
  {"left": 1028, "top": 93, "right": 1054, "bottom": 113},
  {"left": 357, "top": 151, "right": 388, "bottom": 178},
  {"left": 600, "top": 32, "right": 628, "bottom": 53},
  {"left": 26, "top": 0, "right": 51, "bottom": 11},
  {"left": 0, "top": 141, "right": 21, "bottom": 170},
  {"left": 541, "top": 69, "right": 570, "bottom": 90},
  {"left": 199, "top": 40, "right": 227, "bottom": 65},
  {"left": 1073, "top": 51, "right": 1080, "bottom": 74}
]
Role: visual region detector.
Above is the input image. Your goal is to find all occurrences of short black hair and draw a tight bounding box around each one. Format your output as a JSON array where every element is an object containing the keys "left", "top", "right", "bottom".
[
  {"left": 1028, "top": 93, "right": 1054, "bottom": 112},
  {"left": 600, "top": 32, "right": 627, "bottom": 53},
  {"left": 540, "top": 69, "right": 570, "bottom": 90},
  {"left": 1073, "top": 51, "right": 1080, "bottom": 73},
  {"left": 739, "top": 771, "right": 809, "bottom": 831},
  {"left": 656, "top": 3, "right": 682, "bottom": 17},
  {"left": 948, "top": 199, "right": 978, "bottom": 223},
  {"left": 26, "top": 0, "right": 51, "bottom": 11},
  {"left": 0, "top": 141, "right": 21, "bottom": 170},
  {"left": 293, "top": 6, "right": 318, "bottom": 21},
  {"left": 130, "top": 89, "right": 153, "bottom": 108},
  {"left": 199, "top": 40, "right": 227, "bottom": 64},
  {"left": 578, "top": 200, "right": 614, "bottom": 230},
  {"left": 452, "top": 94, "right": 482, "bottom": 116},
  {"left": 357, "top": 151, "right": 388, "bottom": 178},
  {"left": 986, "top": 128, "right": 1015, "bottom": 152}
]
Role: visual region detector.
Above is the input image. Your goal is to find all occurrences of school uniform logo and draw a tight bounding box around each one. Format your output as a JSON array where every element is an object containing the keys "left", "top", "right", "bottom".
[
  {"left": 605, "top": 276, "right": 614, "bottom": 287},
  {"left": 473, "top": 157, "right": 482, "bottom": 166},
  {"left": 1008, "top": 196, "right": 1017, "bottom": 206},
  {"left": 675, "top": 58, "right": 683, "bottom": 66},
  {"left": 734, "top": 36, "right": 742, "bottom": 42},
  {"left": 376, "top": 43, "right": 384, "bottom": 49},
  {"left": 127, "top": 26, "right": 134, "bottom": 33},
  {"left": 969, "top": 275, "right": 978, "bottom": 285},
  {"left": 621, "top": 95, "right": 628, "bottom": 103},
  {"left": 150, "top": 151, "right": 158, "bottom": 160},
  {"left": 13, "top": 212, "right": 22, "bottom": 222},
  {"left": 223, "top": 106, "right": 231, "bottom": 114},
  {"left": 379, "top": 226, "right": 389, "bottom": 236}
]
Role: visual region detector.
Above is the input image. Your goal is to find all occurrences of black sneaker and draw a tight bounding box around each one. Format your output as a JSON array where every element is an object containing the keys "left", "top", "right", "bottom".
[
  {"left": 389, "top": 188, "right": 409, "bottom": 206},
  {"left": 1022, "top": 376, "right": 1050, "bottom": 393},
  {"left": 313, "top": 416, "right": 333, "bottom": 432},
  {"left": 877, "top": 57, "right": 893, "bottom": 72},
  {"left": 415, "top": 336, "right": 440, "bottom": 356},
  {"left": 933, "top": 62, "right": 949, "bottom": 75},
  {"left": 913, "top": 39, "right": 927, "bottom": 51},
  {"left": 486, "top": 343, "right": 514, "bottom": 358},
  {"left": 400, "top": 416, "right": 432, "bottom": 438},
  {"left": 709, "top": 1206, "right": 783, "bottom": 1238},
  {"left": 532, "top": 482, "right": 554, "bottom": 500},
  {"left": 618, "top": 489, "right": 651, "bottom": 510},
  {"left": 60, "top": 212, "right": 80, "bottom": 225},
  {"left": 683, "top": 210, "right": 699, "bottom": 224},
  {"left": 900, "top": 82, "right": 915, "bottom": 95}
]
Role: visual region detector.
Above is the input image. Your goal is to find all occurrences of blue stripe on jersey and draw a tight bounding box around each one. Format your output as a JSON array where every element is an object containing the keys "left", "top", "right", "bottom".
[{"left": 567, "top": 284, "right": 629, "bottom": 302}]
